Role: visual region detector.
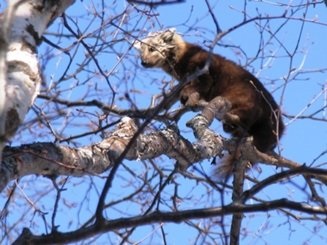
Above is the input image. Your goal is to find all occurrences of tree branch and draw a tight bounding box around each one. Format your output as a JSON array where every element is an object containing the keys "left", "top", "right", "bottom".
[
  {"left": 2, "top": 110, "right": 327, "bottom": 194},
  {"left": 0, "top": 116, "right": 223, "bottom": 191},
  {"left": 230, "top": 158, "right": 247, "bottom": 245},
  {"left": 13, "top": 198, "right": 327, "bottom": 244},
  {"left": 2, "top": 103, "right": 326, "bottom": 243},
  {"left": 127, "top": 0, "right": 185, "bottom": 6}
]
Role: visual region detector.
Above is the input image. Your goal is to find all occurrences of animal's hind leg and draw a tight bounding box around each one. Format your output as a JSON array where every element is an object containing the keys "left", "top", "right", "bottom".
[{"left": 222, "top": 108, "right": 254, "bottom": 138}]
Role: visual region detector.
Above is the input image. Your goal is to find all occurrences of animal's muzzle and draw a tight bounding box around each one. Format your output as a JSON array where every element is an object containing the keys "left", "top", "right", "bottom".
[{"left": 141, "top": 60, "right": 154, "bottom": 68}]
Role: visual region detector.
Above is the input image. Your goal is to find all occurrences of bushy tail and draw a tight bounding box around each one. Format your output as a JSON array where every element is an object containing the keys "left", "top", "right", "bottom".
[
  {"left": 214, "top": 148, "right": 252, "bottom": 179},
  {"left": 214, "top": 152, "right": 238, "bottom": 179}
]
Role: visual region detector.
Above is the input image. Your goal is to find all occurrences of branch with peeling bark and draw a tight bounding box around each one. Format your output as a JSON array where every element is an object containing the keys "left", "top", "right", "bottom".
[
  {"left": 2, "top": 97, "right": 327, "bottom": 244},
  {"left": 2, "top": 100, "right": 327, "bottom": 191},
  {"left": 0, "top": 0, "right": 75, "bottom": 158},
  {"left": 0, "top": 115, "right": 222, "bottom": 191},
  {"left": 0, "top": 96, "right": 227, "bottom": 191}
]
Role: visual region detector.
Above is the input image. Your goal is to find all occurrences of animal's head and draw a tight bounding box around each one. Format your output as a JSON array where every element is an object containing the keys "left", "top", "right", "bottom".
[{"left": 134, "top": 28, "right": 185, "bottom": 69}]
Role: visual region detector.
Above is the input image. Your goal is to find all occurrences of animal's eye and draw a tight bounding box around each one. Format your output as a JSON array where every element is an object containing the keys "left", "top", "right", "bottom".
[{"left": 148, "top": 46, "right": 155, "bottom": 52}]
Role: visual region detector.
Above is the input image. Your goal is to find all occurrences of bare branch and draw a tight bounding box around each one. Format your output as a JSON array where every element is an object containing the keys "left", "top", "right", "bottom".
[
  {"left": 230, "top": 159, "right": 248, "bottom": 245},
  {"left": 13, "top": 198, "right": 327, "bottom": 244},
  {"left": 127, "top": 0, "right": 185, "bottom": 6}
]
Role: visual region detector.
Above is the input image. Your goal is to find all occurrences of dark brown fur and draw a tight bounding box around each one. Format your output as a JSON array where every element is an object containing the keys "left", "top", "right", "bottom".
[
  {"left": 170, "top": 43, "right": 284, "bottom": 153},
  {"left": 135, "top": 30, "right": 284, "bottom": 175}
]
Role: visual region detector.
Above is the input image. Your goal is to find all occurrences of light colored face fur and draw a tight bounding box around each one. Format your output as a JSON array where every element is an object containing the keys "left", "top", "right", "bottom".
[{"left": 134, "top": 29, "right": 185, "bottom": 69}]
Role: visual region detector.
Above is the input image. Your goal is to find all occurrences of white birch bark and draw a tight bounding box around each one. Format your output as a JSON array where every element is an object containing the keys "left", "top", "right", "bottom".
[
  {"left": 0, "top": 116, "right": 224, "bottom": 191},
  {"left": 0, "top": 0, "right": 75, "bottom": 159},
  {"left": 2, "top": 114, "right": 326, "bottom": 192}
]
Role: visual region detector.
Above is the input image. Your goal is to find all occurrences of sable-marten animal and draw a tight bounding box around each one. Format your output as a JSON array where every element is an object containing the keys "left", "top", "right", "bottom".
[{"left": 134, "top": 29, "right": 284, "bottom": 175}]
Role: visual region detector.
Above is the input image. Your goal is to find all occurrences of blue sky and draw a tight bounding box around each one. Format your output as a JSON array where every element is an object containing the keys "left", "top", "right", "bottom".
[{"left": 1, "top": 0, "right": 327, "bottom": 244}]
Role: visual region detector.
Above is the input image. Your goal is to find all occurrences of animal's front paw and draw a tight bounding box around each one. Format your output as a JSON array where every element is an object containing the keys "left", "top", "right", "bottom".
[
  {"left": 223, "top": 123, "right": 237, "bottom": 133},
  {"left": 181, "top": 91, "right": 201, "bottom": 108}
]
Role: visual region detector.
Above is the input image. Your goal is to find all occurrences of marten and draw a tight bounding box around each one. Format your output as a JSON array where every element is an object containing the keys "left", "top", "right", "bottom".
[{"left": 134, "top": 29, "right": 284, "bottom": 176}]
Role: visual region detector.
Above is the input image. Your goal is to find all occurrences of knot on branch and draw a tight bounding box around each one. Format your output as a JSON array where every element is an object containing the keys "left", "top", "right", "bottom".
[
  {"left": 99, "top": 117, "right": 139, "bottom": 160},
  {"left": 201, "top": 96, "right": 232, "bottom": 124},
  {"left": 186, "top": 114, "right": 224, "bottom": 160}
]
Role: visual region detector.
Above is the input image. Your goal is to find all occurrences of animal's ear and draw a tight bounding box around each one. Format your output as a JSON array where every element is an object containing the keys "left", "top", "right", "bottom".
[
  {"left": 160, "top": 28, "right": 176, "bottom": 43},
  {"left": 133, "top": 40, "right": 142, "bottom": 51}
]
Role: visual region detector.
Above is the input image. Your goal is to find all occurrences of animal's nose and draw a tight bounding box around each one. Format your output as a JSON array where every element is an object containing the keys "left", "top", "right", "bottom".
[{"left": 141, "top": 60, "right": 152, "bottom": 67}]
